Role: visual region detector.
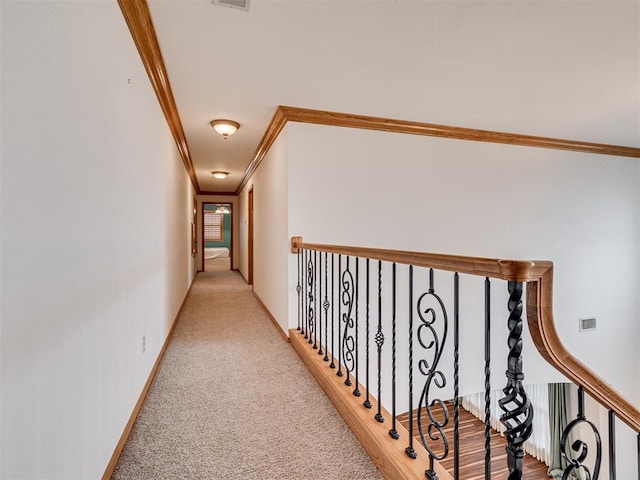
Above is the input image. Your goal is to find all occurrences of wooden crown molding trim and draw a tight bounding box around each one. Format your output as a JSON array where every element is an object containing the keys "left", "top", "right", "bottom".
[
  {"left": 118, "top": 0, "right": 200, "bottom": 193},
  {"left": 235, "top": 107, "right": 287, "bottom": 194},
  {"left": 237, "top": 105, "right": 639, "bottom": 192},
  {"left": 279, "top": 105, "right": 640, "bottom": 159}
]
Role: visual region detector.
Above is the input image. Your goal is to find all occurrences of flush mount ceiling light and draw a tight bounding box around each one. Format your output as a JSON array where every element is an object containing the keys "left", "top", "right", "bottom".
[
  {"left": 210, "top": 119, "right": 240, "bottom": 139},
  {"left": 215, "top": 205, "right": 231, "bottom": 215},
  {"left": 211, "top": 171, "right": 229, "bottom": 179}
]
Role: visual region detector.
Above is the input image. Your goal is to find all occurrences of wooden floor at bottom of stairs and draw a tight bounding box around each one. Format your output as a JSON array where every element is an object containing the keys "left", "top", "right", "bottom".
[{"left": 397, "top": 405, "right": 550, "bottom": 479}]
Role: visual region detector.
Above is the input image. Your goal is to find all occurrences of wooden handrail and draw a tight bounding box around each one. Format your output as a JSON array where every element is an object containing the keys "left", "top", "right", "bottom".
[
  {"left": 291, "top": 236, "right": 536, "bottom": 282},
  {"left": 291, "top": 236, "right": 640, "bottom": 433},
  {"left": 527, "top": 265, "right": 640, "bottom": 433}
]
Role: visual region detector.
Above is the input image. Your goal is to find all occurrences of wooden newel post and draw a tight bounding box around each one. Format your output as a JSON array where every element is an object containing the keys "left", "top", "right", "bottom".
[{"left": 291, "top": 236, "right": 303, "bottom": 254}]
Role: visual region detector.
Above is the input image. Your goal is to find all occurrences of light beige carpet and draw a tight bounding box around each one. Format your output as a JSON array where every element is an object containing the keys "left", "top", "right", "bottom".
[{"left": 112, "top": 266, "right": 383, "bottom": 479}]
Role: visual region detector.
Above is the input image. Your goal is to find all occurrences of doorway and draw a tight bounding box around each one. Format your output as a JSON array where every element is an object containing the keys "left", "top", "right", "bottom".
[{"left": 202, "top": 202, "right": 233, "bottom": 272}]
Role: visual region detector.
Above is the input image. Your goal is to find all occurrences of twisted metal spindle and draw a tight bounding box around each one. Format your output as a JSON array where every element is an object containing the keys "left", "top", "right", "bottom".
[
  {"left": 323, "top": 252, "right": 329, "bottom": 361},
  {"left": 453, "top": 272, "right": 460, "bottom": 480},
  {"left": 330, "top": 253, "right": 336, "bottom": 369},
  {"left": 375, "top": 259, "right": 384, "bottom": 422},
  {"left": 499, "top": 281, "right": 533, "bottom": 480},
  {"left": 389, "top": 262, "right": 399, "bottom": 439},
  {"left": 364, "top": 258, "right": 372, "bottom": 408},
  {"left": 406, "top": 265, "right": 417, "bottom": 459},
  {"left": 313, "top": 250, "right": 318, "bottom": 349},
  {"left": 296, "top": 250, "right": 301, "bottom": 331},
  {"left": 484, "top": 277, "right": 491, "bottom": 480}
]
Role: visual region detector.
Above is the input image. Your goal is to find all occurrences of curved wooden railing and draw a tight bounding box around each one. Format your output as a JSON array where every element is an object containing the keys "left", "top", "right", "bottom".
[
  {"left": 291, "top": 236, "right": 640, "bottom": 478},
  {"left": 526, "top": 264, "right": 640, "bottom": 433}
]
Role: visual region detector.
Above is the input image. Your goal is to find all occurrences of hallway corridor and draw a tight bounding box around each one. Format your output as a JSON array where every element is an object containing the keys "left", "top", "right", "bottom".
[{"left": 112, "top": 265, "right": 383, "bottom": 479}]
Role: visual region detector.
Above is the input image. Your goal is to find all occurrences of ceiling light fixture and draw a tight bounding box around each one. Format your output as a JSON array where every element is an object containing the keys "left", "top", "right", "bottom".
[
  {"left": 215, "top": 205, "right": 231, "bottom": 215},
  {"left": 211, "top": 171, "right": 229, "bottom": 179},
  {"left": 210, "top": 119, "right": 240, "bottom": 139}
]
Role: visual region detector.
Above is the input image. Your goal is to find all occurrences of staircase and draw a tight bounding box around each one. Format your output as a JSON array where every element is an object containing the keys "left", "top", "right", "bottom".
[
  {"left": 397, "top": 403, "right": 548, "bottom": 479},
  {"left": 289, "top": 236, "right": 640, "bottom": 479}
]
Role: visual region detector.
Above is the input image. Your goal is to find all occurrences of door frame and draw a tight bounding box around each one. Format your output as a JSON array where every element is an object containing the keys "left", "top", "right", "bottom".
[{"left": 201, "top": 202, "right": 233, "bottom": 272}]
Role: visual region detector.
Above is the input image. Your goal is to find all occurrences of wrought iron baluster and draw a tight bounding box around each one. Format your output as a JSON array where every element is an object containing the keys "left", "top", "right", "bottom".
[
  {"left": 353, "top": 258, "right": 361, "bottom": 396},
  {"left": 389, "top": 262, "right": 399, "bottom": 439},
  {"left": 323, "top": 252, "right": 329, "bottom": 361},
  {"left": 337, "top": 255, "right": 343, "bottom": 377},
  {"left": 375, "top": 260, "right": 384, "bottom": 423},
  {"left": 416, "top": 268, "right": 449, "bottom": 480},
  {"left": 330, "top": 253, "right": 336, "bottom": 369},
  {"left": 406, "top": 265, "right": 417, "bottom": 459},
  {"left": 609, "top": 410, "right": 616, "bottom": 480},
  {"left": 313, "top": 250, "right": 318, "bottom": 349},
  {"left": 342, "top": 256, "right": 356, "bottom": 387},
  {"left": 364, "top": 258, "right": 372, "bottom": 408},
  {"left": 307, "top": 250, "right": 315, "bottom": 345},
  {"left": 303, "top": 249, "right": 307, "bottom": 338},
  {"left": 560, "top": 386, "right": 602, "bottom": 480},
  {"left": 499, "top": 281, "right": 533, "bottom": 480},
  {"left": 453, "top": 272, "right": 460, "bottom": 480},
  {"left": 636, "top": 433, "right": 639, "bottom": 480},
  {"left": 297, "top": 250, "right": 301, "bottom": 331},
  {"left": 484, "top": 277, "right": 491, "bottom": 480},
  {"left": 318, "top": 251, "right": 323, "bottom": 355}
]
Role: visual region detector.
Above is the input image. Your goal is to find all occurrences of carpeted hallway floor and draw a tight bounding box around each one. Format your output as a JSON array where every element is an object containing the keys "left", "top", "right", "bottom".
[{"left": 112, "top": 262, "right": 383, "bottom": 479}]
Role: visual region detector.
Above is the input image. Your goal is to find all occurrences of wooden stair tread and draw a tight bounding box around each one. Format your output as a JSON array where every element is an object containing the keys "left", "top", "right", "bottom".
[{"left": 397, "top": 402, "right": 549, "bottom": 479}]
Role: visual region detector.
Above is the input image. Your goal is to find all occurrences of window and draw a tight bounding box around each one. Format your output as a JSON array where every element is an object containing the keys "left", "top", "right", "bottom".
[{"left": 204, "top": 211, "right": 223, "bottom": 241}]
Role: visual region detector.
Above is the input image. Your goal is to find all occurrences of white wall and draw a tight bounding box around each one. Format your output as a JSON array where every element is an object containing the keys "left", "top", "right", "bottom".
[
  {"left": 238, "top": 128, "right": 289, "bottom": 334},
  {"left": 286, "top": 122, "right": 639, "bottom": 402},
  {"left": 1, "top": 2, "right": 195, "bottom": 478},
  {"left": 196, "top": 195, "right": 239, "bottom": 271}
]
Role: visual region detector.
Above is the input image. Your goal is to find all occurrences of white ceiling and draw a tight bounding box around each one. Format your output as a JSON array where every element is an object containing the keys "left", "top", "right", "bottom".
[{"left": 148, "top": 0, "right": 640, "bottom": 193}]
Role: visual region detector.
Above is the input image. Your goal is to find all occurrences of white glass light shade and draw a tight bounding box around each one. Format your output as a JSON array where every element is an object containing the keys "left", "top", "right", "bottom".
[
  {"left": 210, "top": 119, "right": 240, "bottom": 138},
  {"left": 211, "top": 171, "right": 229, "bottom": 179}
]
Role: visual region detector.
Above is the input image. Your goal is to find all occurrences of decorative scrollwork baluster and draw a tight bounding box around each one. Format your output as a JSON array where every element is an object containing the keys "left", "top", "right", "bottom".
[
  {"left": 341, "top": 257, "right": 356, "bottom": 387},
  {"left": 560, "top": 386, "right": 602, "bottom": 480},
  {"left": 416, "top": 269, "right": 449, "bottom": 480},
  {"left": 302, "top": 249, "right": 307, "bottom": 338},
  {"left": 307, "top": 250, "right": 315, "bottom": 345},
  {"left": 499, "top": 281, "right": 534, "bottom": 480}
]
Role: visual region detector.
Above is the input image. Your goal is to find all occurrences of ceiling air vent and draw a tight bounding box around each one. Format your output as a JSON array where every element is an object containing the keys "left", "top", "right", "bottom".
[{"left": 212, "top": 0, "right": 250, "bottom": 12}]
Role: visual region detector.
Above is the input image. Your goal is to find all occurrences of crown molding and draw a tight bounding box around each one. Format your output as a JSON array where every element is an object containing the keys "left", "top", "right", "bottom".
[
  {"left": 235, "top": 107, "right": 288, "bottom": 194},
  {"left": 118, "top": 0, "right": 200, "bottom": 193},
  {"left": 280, "top": 106, "right": 640, "bottom": 158},
  {"left": 236, "top": 105, "right": 639, "bottom": 194}
]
